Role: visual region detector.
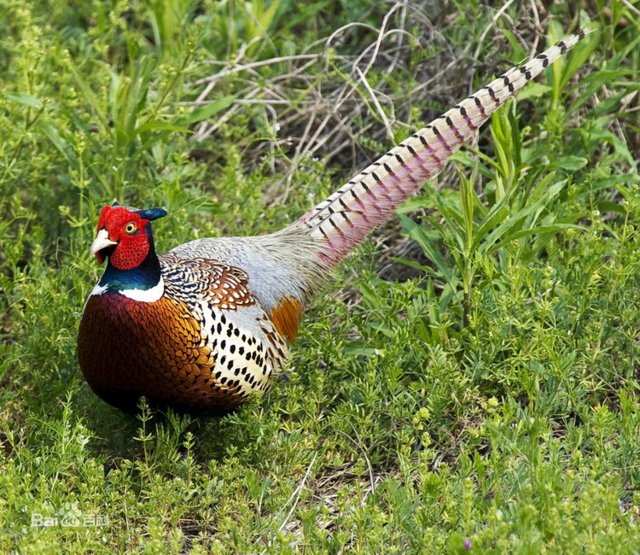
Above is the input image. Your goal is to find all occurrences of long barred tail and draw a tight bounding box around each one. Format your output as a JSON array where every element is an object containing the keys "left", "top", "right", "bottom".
[{"left": 292, "top": 29, "right": 589, "bottom": 267}]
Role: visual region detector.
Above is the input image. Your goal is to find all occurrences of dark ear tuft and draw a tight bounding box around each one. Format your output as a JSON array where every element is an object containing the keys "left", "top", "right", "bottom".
[
  {"left": 137, "top": 208, "right": 167, "bottom": 221},
  {"left": 112, "top": 200, "right": 120, "bottom": 207}
]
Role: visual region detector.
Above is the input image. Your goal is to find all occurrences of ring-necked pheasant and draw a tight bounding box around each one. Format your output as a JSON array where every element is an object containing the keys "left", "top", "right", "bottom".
[{"left": 78, "top": 30, "right": 588, "bottom": 414}]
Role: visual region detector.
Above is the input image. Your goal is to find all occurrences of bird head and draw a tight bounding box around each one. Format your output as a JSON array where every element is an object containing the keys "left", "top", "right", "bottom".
[{"left": 90, "top": 202, "right": 167, "bottom": 269}]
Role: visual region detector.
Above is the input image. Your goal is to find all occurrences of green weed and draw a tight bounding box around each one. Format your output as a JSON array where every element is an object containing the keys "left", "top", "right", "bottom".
[{"left": 1, "top": 0, "right": 639, "bottom": 553}]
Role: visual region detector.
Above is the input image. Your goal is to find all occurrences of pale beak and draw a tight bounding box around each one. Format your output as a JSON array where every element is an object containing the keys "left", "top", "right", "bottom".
[{"left": 89, "top": 228, "right": 118, "bottom": 263}]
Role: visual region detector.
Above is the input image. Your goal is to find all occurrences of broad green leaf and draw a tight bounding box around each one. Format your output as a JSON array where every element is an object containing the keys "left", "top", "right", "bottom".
[
  {"left": 592, "top": 91, "right": 630, "bottom": 118},
  {"left": 549, "top": 156, "right": 588, "bottom": 171},
  {"left": 397, "top": 194, "right": 434, "bottom": 214},
  {"left": 517, "top": 82, "right": 552, "bottom": 101},
  {"left": 7, "top": 93, "right": 44, "bottom": 108},
  {"left": 133, "top": 121, "right": 192, "bottom": 136},
  {"left": 452, "top": 149, "right": 500, "bottom": 177},
  {"left": 597, "top": 201, "right": 625, "bottom": 214},
  {"left": 389, "top": 257, "right": 436, "bottom": 276},
  {"left": 528, "top": 172, "right": 558, "bottom": 203},
  {"left": 480, "top": 180, "right": 566, "bottom": 253},
  {"left": 177, "top": 96, "right": 235, "bottom": 126},
  {"left": 400, "top": 215, "right": 458, "bottom": 287},
  {"left": 469, "top": 179, "right": 522, "bottom": 253},
  {"left": 502, "top": 28, "right": 526, "bottom": 62}
]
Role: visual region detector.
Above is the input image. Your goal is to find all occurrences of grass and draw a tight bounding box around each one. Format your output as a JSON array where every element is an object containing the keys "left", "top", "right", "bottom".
[{"left": 1, "top": 0, "right": 640, "bottom": 552}]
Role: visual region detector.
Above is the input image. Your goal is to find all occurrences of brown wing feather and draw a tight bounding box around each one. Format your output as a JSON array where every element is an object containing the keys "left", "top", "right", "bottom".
[{"left": 160, "top": 252, "right": 255, "bottom": 310}]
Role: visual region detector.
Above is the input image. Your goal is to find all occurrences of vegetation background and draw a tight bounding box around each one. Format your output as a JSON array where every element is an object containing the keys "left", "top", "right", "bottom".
[{"left": 1, "top": 0, "right": 639, "bottom": 552}]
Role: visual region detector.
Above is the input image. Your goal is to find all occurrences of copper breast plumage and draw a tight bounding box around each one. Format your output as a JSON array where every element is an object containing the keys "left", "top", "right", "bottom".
[{"left": 77, "top": 256, "right": 290, "bottom": 414}]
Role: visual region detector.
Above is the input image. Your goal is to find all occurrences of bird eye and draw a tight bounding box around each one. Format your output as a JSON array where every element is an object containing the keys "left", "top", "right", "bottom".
[{"left": 125, "top": 222, "right": 137, "bottom": 235}]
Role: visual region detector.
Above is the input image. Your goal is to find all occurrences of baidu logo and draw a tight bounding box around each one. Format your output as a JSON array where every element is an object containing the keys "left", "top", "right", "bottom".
[{"left": 30, "top": 502, "right": 109, "bottom": 528}]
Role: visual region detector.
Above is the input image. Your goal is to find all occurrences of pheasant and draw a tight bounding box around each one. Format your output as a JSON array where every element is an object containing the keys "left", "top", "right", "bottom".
[{"left": 78, "top": 30, "right": 588, "bottom": 414}]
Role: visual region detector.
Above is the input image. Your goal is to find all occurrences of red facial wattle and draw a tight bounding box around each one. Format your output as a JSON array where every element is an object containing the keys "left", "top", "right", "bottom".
[
  {"left": 110, "top": 229, "right": 150, "bottom": 270},
  {"left": 93, "top": 206, "right": 150, "bottom": 269}
]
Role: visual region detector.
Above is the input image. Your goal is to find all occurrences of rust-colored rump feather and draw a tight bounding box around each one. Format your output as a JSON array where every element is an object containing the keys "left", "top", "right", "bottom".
[{"left": 269, "top": 297, "right": 304, "bottom": 343}]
